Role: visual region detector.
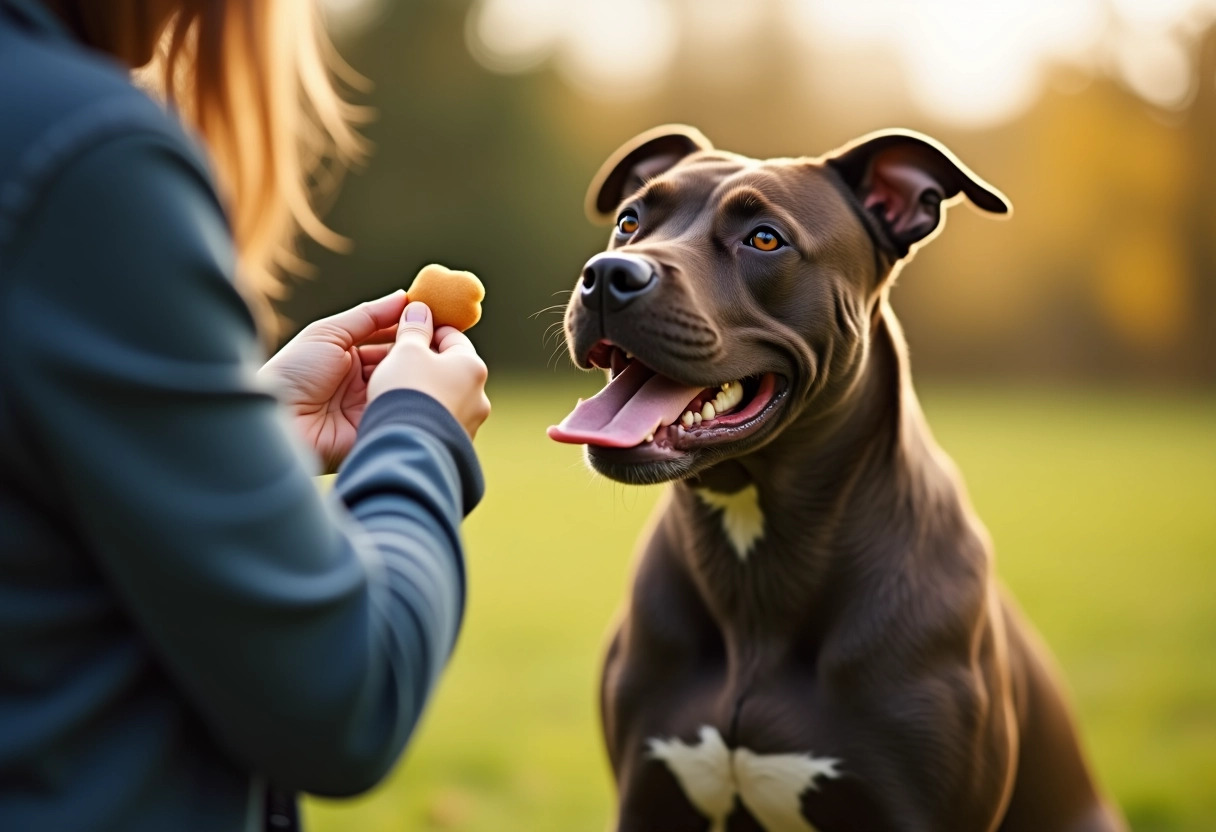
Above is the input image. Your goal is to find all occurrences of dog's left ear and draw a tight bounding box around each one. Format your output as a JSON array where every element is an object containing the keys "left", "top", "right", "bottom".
[
  {"left": 827, "top": 130, "right": 1011, "bottom": 257},
  {"left": 585, "top": 124, "right": 714, "bottom": 225}
]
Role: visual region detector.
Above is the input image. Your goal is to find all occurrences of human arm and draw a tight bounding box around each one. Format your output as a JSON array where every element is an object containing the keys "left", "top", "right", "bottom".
[{"left": 0, "top": 123, "right": 482, "bottom": 795}]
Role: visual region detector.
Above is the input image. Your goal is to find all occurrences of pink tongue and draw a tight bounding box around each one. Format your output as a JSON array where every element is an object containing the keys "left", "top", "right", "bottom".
[{"left": 548, "top": 361, "right": 703, "bottom": 448}]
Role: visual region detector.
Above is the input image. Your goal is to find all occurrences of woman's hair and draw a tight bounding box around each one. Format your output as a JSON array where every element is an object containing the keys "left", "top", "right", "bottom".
[{"left": 147, "top": 0, "right": 370, "bottom": 334}]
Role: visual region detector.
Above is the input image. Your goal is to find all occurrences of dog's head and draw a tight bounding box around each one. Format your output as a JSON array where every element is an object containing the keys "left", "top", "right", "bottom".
[{"left": 549, "top": 125, "right": 1009, "bottom": 485}]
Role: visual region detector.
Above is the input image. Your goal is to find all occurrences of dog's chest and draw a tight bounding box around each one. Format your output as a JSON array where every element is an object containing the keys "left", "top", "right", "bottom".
[
  {"left": 647, "top": 725, "right": 841, "bottom": 832},
  {"left": 694, "top": 485, "right": 765, "bottom": 560}
]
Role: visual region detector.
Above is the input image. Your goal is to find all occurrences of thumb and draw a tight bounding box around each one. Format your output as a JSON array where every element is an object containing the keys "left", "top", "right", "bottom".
[
  {"left": 315, "top": 289, "right": 406, "bottom": 345},
  {"left": 395, "top": 301, "right": 434, "bottom": 347}
]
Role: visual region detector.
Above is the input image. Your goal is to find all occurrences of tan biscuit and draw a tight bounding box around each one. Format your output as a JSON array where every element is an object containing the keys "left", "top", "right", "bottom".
[{"left": 406, "top": 264, "right": 485, "bottom": 332}]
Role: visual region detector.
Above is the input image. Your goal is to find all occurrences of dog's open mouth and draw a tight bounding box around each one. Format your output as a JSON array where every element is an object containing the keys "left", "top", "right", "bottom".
[{"left": 547, "top": 343, "right": 787, "bottom": 458}]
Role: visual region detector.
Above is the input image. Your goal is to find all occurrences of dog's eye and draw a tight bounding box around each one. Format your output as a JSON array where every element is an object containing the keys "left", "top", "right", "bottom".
[
  {"left": 747, "top": 227, "right": 784, "bottom": 252},
  {"left": 617, "top": 211, "right": 640, "bottom": 236}
]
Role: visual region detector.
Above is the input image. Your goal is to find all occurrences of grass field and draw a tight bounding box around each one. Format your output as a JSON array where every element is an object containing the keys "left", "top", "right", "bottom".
[{"left": 306, "top": 380, "right": 1216, "bottom": 832}]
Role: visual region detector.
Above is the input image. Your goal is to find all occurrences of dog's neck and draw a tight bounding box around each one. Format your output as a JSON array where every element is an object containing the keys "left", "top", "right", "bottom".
[{"left": 671, "top": 305, "right": 970, "bottom": 632}]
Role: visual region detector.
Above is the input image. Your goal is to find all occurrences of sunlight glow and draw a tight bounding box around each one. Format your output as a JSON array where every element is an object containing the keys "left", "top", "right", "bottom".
[
  {"left": 468, "top": 0, "right": 567, "bottom": 74},
  {"left": 782, "top": 0, "right": 1108, "bottom": 126},
  {"left": 323, "top": 0, "right": 1216, "bottom": 126},
  {"left": 1110, "top": 0, "right": 1204, "bottom": 29},
  {"left": 555, "top": 0, "right": 679, "bottom": 99},
  {"left": 321, "top": 0, "right": 1216, "bottom": 125},
  {"left": 320, "top": 0, "right": 392, "bottom": 36},
  {"left": 1114, "top": 29, "right": 1196, "bottom": 108},
  {"left": 467, "top": 0, "right": 678, "bottom": 99}
]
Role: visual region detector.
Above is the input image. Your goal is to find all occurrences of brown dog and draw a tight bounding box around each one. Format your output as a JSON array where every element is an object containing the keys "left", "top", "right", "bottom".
[{"left": 549, "top": 126, "right": 1126, "bottom": 832}]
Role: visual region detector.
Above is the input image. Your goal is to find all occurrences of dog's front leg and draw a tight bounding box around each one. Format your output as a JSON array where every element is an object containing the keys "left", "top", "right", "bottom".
[{"left": 602, "top": 522, "right": 735, "bottom": 832}]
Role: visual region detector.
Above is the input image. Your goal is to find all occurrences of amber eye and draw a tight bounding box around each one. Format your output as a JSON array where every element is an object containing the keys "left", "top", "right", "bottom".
[
  {"left": 748, "top": 227, "right": 783, "bottom": 251},
  {"left": 617, "top": 211, "right": 640, "bottom": 235}
]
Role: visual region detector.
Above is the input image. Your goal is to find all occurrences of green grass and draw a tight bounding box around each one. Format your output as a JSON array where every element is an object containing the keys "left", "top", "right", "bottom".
[{"left": 306, "top": 381, "right": 1216, "bottom": 832}]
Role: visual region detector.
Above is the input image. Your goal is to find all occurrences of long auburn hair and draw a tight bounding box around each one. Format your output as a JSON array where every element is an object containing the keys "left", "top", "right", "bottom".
[{"left": 146, "top": 0, "right": 370, "bottom": 335}]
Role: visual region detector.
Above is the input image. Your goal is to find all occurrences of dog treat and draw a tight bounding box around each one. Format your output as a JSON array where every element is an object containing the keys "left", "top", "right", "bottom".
[{"left": 406, "top": 264, "right": 485, "bottom": 331}]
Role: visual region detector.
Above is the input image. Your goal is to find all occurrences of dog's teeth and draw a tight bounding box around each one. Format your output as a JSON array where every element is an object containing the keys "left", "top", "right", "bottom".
[
  {"left": 701, "top": 402, "right": 716, "bottom": 420},
  {"left": 680, "top": 411, "right": 695, "bottom": 428},
  {"left": 693, "top": 412, "right": 703, "bottom": 425},
  {"left": 625, "top": 352, "right": 634, "bottom": 360},
  {"left": 644, "top": 433, "right": 654, "bottom": 443},
  {"left": 721, "top": 382, "right": 731, "bottom": 391},
  {"left": 709, "top": 382, "right": 744, "bottom": 415}
]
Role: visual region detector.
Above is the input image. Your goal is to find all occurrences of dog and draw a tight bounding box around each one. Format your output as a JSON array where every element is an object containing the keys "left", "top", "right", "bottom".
[{"left": 548, "top": 126, "right": 1127, "bottom": 832}]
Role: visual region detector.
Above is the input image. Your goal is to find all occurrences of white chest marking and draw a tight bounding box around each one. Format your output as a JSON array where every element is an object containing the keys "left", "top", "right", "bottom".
[
  {"left": 696, "top": 484, "right": 765, "bottom": 560},
  {"left": 647, "top": 726, "right": 841, "bottom": 832}
]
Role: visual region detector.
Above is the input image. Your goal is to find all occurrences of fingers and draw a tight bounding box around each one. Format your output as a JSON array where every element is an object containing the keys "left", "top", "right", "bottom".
[
  {"left": 357, "top": 343, "right": 393, "bottom": 380},
  {"left": 433, "top": 325, "right": 478, "bottom": 356},
  {"left": 357, "top": 343, "right": 393, "bottom": 364},
  {"left": 309, "top": 290, "right": 407, "bottom": 345},
  {"left": 366, "top": 325, "right": 397, "bottom": 345},
  {"left": 434, "top": 325, "right": 488, "bottom": 391},
  {"left": 394, "top": 302, "right": 434, "bottom": 347},
  {"left": 357, "top": 290, "right": 410, "bottom": 331},
  {"left": 467, "top": 393, "right": 492, "bottom": 439}
]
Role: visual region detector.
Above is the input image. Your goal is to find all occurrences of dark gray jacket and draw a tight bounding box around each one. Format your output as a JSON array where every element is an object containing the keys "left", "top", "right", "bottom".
[{"left": 0, "top": 1, "right": 483, "bottom": 829}]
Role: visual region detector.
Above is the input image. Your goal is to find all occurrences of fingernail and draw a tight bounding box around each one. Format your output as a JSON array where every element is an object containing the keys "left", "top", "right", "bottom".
[
  {"left": 380, "top": 289, "right": 406, "bottom": 300},
  {"left": 405, "top": 302, "right": 429, "bottom": 322}
]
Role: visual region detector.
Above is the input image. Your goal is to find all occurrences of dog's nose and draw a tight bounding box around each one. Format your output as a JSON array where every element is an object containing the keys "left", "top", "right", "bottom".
[{"left": 580, "top": 253, "right": 658, "bottom": 312}]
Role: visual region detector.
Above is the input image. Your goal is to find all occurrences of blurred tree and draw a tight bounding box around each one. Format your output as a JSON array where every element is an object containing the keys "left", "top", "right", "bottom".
[
  {"left": 280, "top": 0, "right": 1215, "bottom": 388},
  {"left": 1184, "top": 27, "right": 1216, "bottom": 383},
  {"left": 286, "top": 0, "right": 606, "bottom": 379}
]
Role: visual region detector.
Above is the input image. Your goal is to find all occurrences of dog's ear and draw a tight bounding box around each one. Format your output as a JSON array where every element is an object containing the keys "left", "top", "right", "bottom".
[
  {"left": 827, "top": 130, "right": 1010, "bottom": 257},
  {"left": 586, "top": 124, "right": 713, "bottom": 225}
]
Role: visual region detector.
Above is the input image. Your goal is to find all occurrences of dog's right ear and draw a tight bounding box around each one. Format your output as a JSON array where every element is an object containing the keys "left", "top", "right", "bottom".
[
  {"left": 585, "top": 124, "right": 713, "bottom": 225},
  {"left": 827, "top": 129, "right": 1010, "bottom": 258}
]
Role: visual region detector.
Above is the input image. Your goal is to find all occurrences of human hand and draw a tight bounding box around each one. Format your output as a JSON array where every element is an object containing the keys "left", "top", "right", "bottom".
[
  {"left": 368, "top": 302, "right": 491, "bottom": 439},
  {"left": 259, "top": 290, "right": 406, "bottom": 472}
]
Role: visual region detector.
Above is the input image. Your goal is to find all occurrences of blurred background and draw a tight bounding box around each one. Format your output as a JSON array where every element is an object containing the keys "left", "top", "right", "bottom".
[{"left": 299, "top": 1, "right": 1216, "bottom": 830}]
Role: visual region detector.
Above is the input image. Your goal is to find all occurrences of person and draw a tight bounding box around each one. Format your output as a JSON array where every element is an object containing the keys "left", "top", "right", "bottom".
[{"left": 0, "top": 1, "right": 491, "bottom": 830}]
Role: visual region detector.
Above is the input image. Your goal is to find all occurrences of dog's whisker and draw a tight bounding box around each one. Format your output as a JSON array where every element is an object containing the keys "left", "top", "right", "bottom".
[
  {"left": 529, "top": 304, "right": 568, "bottom": 319},
  {"left": 546, "top": 341, "right": 569, "bottom": 370},
  {"left": 543, "top": 321, "right": 568, "bottom": 353}
]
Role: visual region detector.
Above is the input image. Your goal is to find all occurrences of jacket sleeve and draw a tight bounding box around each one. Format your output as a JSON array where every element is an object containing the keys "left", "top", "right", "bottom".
[{"left": 0, "top": 124, "right": 483, "bottom": 796}]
